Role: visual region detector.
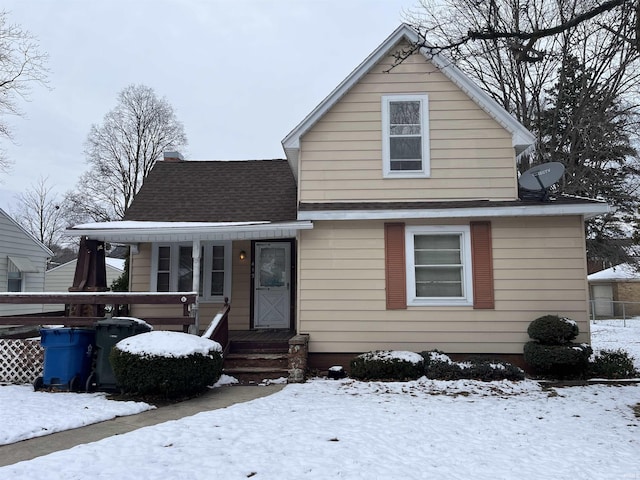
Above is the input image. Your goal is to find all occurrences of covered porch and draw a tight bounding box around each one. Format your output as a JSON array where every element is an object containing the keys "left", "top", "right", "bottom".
[{"left": 66, "top": 219, "right": 313, "bottom": 335}]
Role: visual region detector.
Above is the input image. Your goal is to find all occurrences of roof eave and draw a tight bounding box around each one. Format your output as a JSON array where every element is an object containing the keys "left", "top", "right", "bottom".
[
  {"left": 297, "top": 202, "right": 610, "bottom": 221},
  {"left": 67, "top": 221, "right": 314, "bottom": 243}
]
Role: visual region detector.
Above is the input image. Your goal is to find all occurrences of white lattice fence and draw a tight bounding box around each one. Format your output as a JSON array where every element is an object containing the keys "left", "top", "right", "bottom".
[{"left": 0, "top": 339, "right": 43, "bottom": 384}]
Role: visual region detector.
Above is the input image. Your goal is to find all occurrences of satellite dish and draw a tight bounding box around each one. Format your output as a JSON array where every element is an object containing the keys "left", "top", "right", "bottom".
[{"left": 518, "top": 162, "right": 565, "bottom": 201}]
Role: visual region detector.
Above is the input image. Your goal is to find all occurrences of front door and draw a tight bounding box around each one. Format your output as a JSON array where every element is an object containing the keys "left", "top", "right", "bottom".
[{"left": 254, "top": 242, "right": 291, "bottom": 329}]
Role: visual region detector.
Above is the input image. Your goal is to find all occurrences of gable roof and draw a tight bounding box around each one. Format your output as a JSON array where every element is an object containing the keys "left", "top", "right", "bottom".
[
  {"left": 0, "top": 208, "right": 54, "bottom": 257},
  {"left": 123, "top": 159, "right": 297, "bottom": 223},
  {"left": 281, "top": 23, "right": 535, "bottom": 176}
]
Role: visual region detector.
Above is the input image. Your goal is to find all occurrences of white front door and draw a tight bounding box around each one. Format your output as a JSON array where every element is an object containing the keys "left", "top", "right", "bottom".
[
  {"left": 592, "top": 284, "right": 614, "bottom": 317},
  {"left": 254, "top": 242, "right": 291, "bottom": 329}
]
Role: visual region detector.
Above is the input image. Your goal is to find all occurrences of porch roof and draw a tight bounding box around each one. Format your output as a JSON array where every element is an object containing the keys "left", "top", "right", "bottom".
[{"left": 66, "top": 220, "right": 313, "bottom": 243}]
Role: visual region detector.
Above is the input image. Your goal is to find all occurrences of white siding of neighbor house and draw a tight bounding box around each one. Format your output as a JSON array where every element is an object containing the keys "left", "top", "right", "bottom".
[
  {"left": 298, "top": 45, "right": 517, "bottom": 203},
  {"left": 41, "top": 260, "right": 125, "bottom": 313},
  {"left": 297, "top": 216, "right": 590, "bottom": 355},
  {"left": 0, "top": 210, "right": 51, "bottom": 316}
]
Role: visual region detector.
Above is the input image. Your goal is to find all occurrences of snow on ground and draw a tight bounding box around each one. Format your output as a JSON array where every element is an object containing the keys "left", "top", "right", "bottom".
[
  {"left": 0, "top": 320, "right": 638, "bottom": 479},
  {"left": 591, "top": 318, "right": 640, "bottom": 370},
  {"left": 0, "top": 385, "right": 152, "bottom": 445}
]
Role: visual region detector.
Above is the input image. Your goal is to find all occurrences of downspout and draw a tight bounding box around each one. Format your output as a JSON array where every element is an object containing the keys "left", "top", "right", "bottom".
[{"left": 190, "top": 239, "right": 201, "bottom": 334}]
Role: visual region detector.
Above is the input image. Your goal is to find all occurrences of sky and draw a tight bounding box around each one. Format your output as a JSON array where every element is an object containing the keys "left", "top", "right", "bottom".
[
  {"left": 0, "top": 0, "right": 420, "bottom": 212},
  {"left": 0, "top": 320, "right": 639, "bottom": 479}
]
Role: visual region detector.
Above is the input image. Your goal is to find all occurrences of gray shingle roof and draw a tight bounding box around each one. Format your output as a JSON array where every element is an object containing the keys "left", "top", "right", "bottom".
[{"left": 123, "top": 159, "right": 297, "bottom": 222}]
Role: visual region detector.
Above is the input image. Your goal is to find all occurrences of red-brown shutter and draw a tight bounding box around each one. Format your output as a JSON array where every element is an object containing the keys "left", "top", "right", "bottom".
[
  {"left": 470, "top": 221, "right": 495, "bottom": 309},
  {"left": 384, "top": 223, "right": 407, "bottom": 309}
]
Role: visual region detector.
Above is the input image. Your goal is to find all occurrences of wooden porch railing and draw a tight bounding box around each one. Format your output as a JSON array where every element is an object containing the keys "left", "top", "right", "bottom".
[
  {"left": 201, "top": 298, "right": 230, "bottom": 355},
  {"left": 0, "top": 292, "right": 198, "bottom": 328}
]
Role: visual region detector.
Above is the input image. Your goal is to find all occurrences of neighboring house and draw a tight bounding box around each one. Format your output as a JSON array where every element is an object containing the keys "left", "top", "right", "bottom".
[
  {"left": 0, "top": 208, "right": 53, "bottom": 316},
  {"left": 588, "top": 264, "right": 640, "bottom": 318},
  {"left": 68, "top": 24, "right": 609, "bottom": 368},
  {"left": 45, "top": 257, "right": 125, "bottom": 292}
]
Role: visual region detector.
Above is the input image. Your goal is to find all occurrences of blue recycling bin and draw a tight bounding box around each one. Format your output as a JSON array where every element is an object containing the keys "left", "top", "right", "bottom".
[{"left": 38, "top": 328, "right": 95, "bottom": 392}]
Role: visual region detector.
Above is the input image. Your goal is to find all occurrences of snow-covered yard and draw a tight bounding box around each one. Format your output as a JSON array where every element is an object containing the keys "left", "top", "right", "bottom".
[{"left": 0, "top": 320, "right": 638, "bottom": 479}]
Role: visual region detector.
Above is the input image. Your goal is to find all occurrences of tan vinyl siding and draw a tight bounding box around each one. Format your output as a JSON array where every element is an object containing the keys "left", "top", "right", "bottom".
[
  {"left": 129, "top": 241, "right": 251, "bottom": 331},
  {"left": 298, "top": 46, "right": 517, "bottom": 203},
  {"left": 297, "top": 217, "right": 590, "bottom": 354}
]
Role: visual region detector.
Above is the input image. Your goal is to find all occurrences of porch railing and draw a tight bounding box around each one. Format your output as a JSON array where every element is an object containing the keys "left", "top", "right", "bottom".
[
  {"left": 0, "top": 292, "right": 198, "bottom": 329},
  {"left": 201, "top": 298, "right": 230, "bottom": 355}
]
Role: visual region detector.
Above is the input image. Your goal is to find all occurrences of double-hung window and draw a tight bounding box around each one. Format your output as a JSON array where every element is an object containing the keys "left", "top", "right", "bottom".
[
  {"left": 381, "top": 94, "right": 430, "bottom": 178},
  {"left": 405, "top": 226, "right": 473, "bottom": 306},
  {"left": 152, "top": 242, "right": 231, "bottom": 301}
]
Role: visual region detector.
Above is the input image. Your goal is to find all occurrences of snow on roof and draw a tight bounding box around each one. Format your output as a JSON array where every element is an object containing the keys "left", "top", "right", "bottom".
[
  {"left": 72, "top": 220, "right": 270, "bottom": 230},
  {"left": 105, "top": 258, "right": 125, "bottom": 271},
  {"left": 588, "top": 263, "right": 639, "bottom": 281},
  {"left": 115, "top": 331, "right": 221, "bottom": 358}
]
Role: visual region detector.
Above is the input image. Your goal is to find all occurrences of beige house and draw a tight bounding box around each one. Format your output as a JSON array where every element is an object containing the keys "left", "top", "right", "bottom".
[{"left": 68, "top": 24, "right": 608, "bottom": 369}]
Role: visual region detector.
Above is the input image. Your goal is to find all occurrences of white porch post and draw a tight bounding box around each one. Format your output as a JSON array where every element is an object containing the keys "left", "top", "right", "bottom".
[{"left": 190, "top": 239, "right": 201, "bottom": 334}]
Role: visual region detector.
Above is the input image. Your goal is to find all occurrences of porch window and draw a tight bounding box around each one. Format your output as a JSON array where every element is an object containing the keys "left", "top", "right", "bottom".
[
  {"left": 151, "top": 242, "right": 231, "bottom": 301},
  {"left": 405, "top": 225, "right": 473, "bottom": 306},
  {"left": 381, "top": 94, "right": 430, "bottom": 178}
]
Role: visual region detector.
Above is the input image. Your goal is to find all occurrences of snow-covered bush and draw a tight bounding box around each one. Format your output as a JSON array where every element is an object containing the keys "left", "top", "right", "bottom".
[
  {"left": 110, "top": 331, "right": 223, "bottom": 398},
  {"left": 422, "top": 351, "right": 524, "bottom": 381},
  {"left": 527, "top": 315, "right": 578, "bottom": 345},
  {"left": 588, "top": 349, "right": 638, "bottom": 379},
  {"left": 350, "top": 350, "right": 424, "bottom": 381},
  {"left": 523, "top": 342, "right": 592, "bottom": 377}
]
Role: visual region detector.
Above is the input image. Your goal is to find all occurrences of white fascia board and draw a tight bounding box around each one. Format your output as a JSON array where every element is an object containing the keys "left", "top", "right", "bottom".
[
  {"left": 67, "top": 221, "right": 314, "bottom": 243},
  {"left": 297, "top": 203, "right": 610, "bottom": 221},
  {"left": 425, "top": 51, "right": 535, "bottom": 153}
]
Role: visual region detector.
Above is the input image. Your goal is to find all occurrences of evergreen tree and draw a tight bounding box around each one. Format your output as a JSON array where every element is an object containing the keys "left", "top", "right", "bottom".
[{"left": 534, "top": 55, "right": 639, "bottom": 266}]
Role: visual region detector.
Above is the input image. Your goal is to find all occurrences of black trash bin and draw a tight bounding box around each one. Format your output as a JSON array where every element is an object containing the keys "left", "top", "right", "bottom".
[{"left": 89, "top": 317, "right": 152, "bottom": 391}]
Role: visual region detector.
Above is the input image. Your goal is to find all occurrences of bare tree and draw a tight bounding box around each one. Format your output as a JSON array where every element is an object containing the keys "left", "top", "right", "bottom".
[
  {"left": 0, "top": 10, "right": 48, "bottom": 172},
  {"left": 403, "top": 0, "right": 637, "bottom": 64},
  {"left": 66, "top": 84, "right": 187, "bottom": 222},
  {"left": 13, "top": 176, "right": 68, "bottom": 249}
]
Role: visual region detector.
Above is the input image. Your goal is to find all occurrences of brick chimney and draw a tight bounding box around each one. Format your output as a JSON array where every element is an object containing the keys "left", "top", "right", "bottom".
[{"left": 163, "top": 151, "right": 184, "bottom": 162}]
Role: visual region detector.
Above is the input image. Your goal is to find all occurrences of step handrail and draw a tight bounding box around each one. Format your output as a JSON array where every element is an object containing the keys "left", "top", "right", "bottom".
[{"left": 201, "top": 298, "right": 230, "bottom": 356}]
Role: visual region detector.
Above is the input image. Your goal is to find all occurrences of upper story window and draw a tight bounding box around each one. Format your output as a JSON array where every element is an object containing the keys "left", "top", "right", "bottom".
[
  {"left": 381, "top": 94, "right": 430, "bottom": 178},
  {"left": 151, "top": 242, "right": 231, "bottom": 302},
  {"left": 405, "top": 225, "right": 472, "bottom": 306}
]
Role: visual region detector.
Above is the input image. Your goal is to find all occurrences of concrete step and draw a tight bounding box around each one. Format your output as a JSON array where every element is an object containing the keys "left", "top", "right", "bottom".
[
  {"left": 224, "top": 353, "right": 288, "bottom": 369},
  {"left": 223, "top": 366, "right": 290, "bottom": 384}
]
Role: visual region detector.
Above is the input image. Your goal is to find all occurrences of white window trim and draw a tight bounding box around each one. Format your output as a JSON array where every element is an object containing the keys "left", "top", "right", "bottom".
[
  {"left": 150, "top": 241, "right": 232, "bottom": 302},
  {"left": 405, "top": 225, "right": 473, "bottom": 306},
  {"left": 381, "top": 93, "right": 430, "bottom": 178},
  {"left": 7, "top": 271, "right": 24, "bottom": 293}
]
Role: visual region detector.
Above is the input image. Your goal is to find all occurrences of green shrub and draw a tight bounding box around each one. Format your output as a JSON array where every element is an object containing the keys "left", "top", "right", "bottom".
[
  {"left": 350, "top": 350, "right": 424, "bottom": 381},
  {"left": 110, "top": 332, "right": 223, "bottom": 398},
  {"left": 421, "top": 351, "right": 524, "bottom": 381},
  {"left": 464, "top": 359, "right": 525, "bottom": 381},
  {"left": 421, "top": 350, "right": 463, "bottom": 380},
  {"left": 588, "top": 349, "right": 639, "bottom": 379},
  {"left": 527, "top": 315, "right": 579, "bottom": 345},
  {"left": 523, "top": 341, "right": 592, "bottom": 377}
]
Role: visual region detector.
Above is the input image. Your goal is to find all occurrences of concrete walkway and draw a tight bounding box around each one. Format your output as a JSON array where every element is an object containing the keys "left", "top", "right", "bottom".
[{"left": 0, "top": 384, "right": 284, "bottom": 467}]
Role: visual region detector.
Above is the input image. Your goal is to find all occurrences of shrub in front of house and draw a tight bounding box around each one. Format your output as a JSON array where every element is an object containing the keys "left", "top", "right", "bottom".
[
  {"left": 421, "top": 351, "right": 525, "bottom": 381},
  {"left": 523, "top": 315, "right": 593, "bottom": 378},
  {"left": 527, "top": 315, "right": 578, "bottom": 345},
  {"left": 349, "top": 350, "right": 424, "bottom": 381},
  {"left": 110, "top": 331, "right": 223, "bottom": 398},
  {"left": 523, "top": 341, "right": 592, "bottom": 377},
  {"left": 588, "top": 349, "right": 639, "bottom": 379}
]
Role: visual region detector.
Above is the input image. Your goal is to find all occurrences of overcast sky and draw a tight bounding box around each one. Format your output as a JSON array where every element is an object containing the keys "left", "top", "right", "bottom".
[{"left": 0, "top": 0, "right": 419, "bottom": 211}]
